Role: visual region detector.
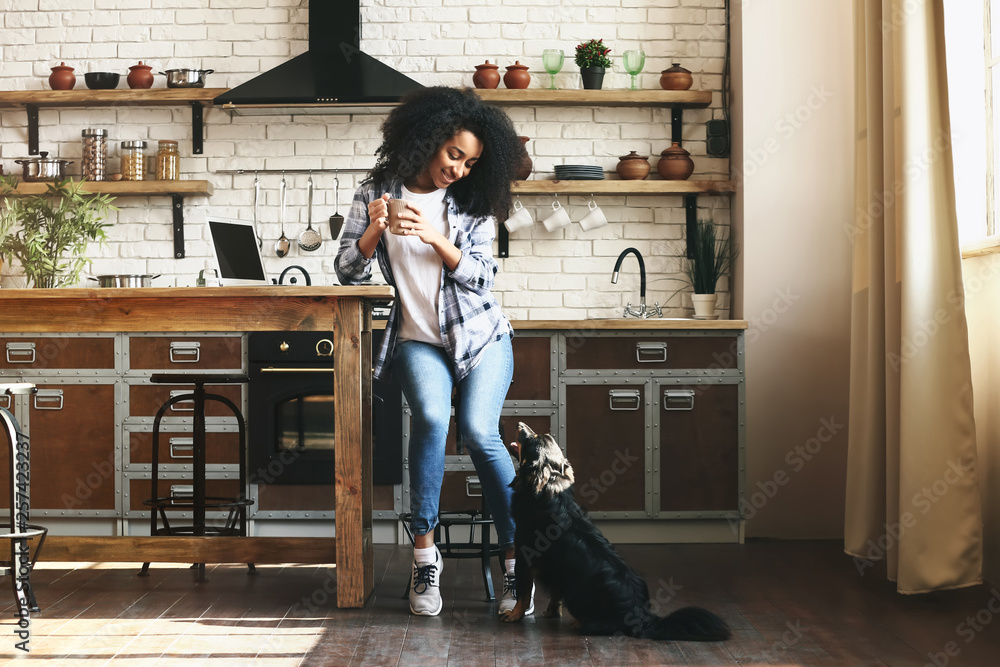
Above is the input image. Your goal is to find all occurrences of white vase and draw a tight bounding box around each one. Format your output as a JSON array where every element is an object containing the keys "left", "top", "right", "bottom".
[{"left": 691, "top": 293, "right": 717, "bottom": 318}]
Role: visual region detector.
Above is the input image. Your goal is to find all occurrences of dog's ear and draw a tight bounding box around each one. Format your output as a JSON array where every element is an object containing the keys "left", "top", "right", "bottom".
[{"left": 532, "top": 465, "right": 552, "bottom": 496}]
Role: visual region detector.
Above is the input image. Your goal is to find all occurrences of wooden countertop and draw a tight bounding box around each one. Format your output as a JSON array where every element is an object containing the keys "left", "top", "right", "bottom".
[{"left": 510, "top": 318, "right": 748, "bottom": 330}]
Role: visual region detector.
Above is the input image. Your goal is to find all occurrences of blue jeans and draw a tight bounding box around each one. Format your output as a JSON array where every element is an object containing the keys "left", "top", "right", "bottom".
[{"left": 393, "top": 335, "right": 515, "bottom": 549}]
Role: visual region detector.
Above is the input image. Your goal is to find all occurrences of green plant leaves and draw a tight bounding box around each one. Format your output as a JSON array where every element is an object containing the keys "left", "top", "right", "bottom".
[{"left": 684, "top": 220, "right": 738, "bottom": 295}]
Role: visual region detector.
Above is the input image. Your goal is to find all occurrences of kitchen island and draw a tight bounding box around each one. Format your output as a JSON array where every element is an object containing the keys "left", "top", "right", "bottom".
[{"left": 0, "top": 285, "right": 393, "bottom": 608}]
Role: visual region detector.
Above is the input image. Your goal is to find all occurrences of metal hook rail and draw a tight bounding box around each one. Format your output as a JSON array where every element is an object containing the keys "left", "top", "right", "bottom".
[{"left": 213, "top": 168, "right": 371, "bottom": 175}]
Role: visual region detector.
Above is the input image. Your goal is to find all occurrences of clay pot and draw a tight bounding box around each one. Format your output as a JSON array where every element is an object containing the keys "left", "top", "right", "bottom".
[
  {"left": 48, "top": 62, "right": 76, "bottom": 90},
  {"left": 616, "top": 151, "right": 651, "bottom": 180},
  {"left": 503, "top": 61, "right": 530, "bottom": 89},
  {"left": 660, "top": 63, "right": 693, "bottom": 91},
  {"left": 127, "top": 61, "right": 154, "bottom": 89},
  {"left": 472, "top": 60, "right": 500, "bottom": 89},
  {"left": 515, "top": 136, "right": 533, "bottom": 180},
  {"left": 657, "top": 142, "right": 694, "bottom": 180}
]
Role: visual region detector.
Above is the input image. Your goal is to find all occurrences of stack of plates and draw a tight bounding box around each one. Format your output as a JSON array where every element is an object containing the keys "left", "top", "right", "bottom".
[{"left": 554, "top": 164, "right": 605, "bottom": 180}]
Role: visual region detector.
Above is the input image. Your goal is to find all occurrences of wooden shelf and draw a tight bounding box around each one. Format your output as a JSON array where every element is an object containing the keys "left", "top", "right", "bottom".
[
  {"left": 2, "top": 180, "right": 213, "bottom": 197},
  {"left": 512, "top": 179, "right": 734, "bottom": 195},
  {"left": 473, "top": 88, "right": 712, "bottom": 108},
  {"left": 0, "top": 88, "right": 228, "bottom": 109}
]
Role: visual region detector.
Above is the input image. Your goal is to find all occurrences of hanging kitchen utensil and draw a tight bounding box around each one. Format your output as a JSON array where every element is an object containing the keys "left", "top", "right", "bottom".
[
  {"left": 329, "top": 172, "right": 345, "bottom": 240},
  {"left": 252, "top": 175, "right": 262, "bottom": 248},
  {"left": 275, "top": 174, "right": 290, "bottom": 258},
  {"left": 297, "top": 173, "right": 322, "bottom": 251}
]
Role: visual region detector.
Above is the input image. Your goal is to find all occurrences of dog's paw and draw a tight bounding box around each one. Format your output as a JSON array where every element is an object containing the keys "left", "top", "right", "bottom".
[
  {"left": 499, "top": 602, "right": 526, "bottom": 623},
  {"left": 542, "top": 598, "right": 562, "bottom": 618}
]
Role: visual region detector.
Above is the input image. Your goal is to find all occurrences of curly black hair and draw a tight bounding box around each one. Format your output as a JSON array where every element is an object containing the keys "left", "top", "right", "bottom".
[{"left": 366, "top": 86, "right": 522, "bottom": 221}]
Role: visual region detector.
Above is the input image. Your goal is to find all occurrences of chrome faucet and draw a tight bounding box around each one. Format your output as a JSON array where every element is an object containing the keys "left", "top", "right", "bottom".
[
  {"left": 611, "top": 247, "right": 661, "bottom": 318},
  {"left": 278, "top": 265, "right": 312, "bottom": 286}
]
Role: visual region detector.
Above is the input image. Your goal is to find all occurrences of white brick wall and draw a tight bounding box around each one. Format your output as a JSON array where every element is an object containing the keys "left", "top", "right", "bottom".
[{"left": 0, "top": 0, "right": 730, "bottom": 319}]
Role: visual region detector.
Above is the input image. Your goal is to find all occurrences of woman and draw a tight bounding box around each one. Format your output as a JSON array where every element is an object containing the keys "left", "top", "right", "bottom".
[{"left": 335, "top": 87, "right": 529, "bottom": 618}]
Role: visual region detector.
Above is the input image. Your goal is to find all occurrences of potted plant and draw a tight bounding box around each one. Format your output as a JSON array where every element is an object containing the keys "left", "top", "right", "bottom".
[
  {"left": 684, "top": 219, "right": 738, "bottom": 318},
  {"left": 0, "top": 175, "right": 115, "bottom": 288},
  {"left": 575, "top": 38, "right": 612, "bottom": 90}
]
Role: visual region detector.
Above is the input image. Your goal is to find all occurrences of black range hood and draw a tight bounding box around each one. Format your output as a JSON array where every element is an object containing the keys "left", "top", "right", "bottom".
[{"left": 214, "top": 2, "right": 422, "bottom": 115}]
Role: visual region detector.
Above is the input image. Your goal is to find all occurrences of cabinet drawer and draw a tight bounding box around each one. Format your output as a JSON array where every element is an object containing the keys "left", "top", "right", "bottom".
[
  {"left": 128, "top": 477, "right": 243, "bottom": 512},
  {"left": 128, "top": 335, "right": 242, "bottom": 370},
  {"left": 564, "top": 335, "right": 737, "bottom": 371},
  {"left": 256, "top": 484, "right": 395, "bottom": 512},
  {"left": 128, "top": 383, "right": 243, "bottom": 418},
  {"left": 509, "top": 335, "right": 552, "bottom": 401},
  {"left": 129, "top": 431, "right": 240, "bottom": 465},
  {"left": 0, "top": 336, "right": 115, "bottom": 371}
]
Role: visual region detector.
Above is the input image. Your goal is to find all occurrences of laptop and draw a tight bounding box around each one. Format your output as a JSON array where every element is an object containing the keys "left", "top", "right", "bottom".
[{"left": 206, "top": 216, "right": 271, "bottom": 286}]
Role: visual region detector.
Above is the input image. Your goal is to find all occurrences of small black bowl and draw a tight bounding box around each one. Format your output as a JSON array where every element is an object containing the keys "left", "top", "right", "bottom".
[{"left": 84, "top": 72, "right": 120, "bottom": 90}]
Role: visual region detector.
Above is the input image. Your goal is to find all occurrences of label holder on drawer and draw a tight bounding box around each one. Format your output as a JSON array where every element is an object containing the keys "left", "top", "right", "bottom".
[
  {"left": 170, "top": 485, "right": 194, "bottom": 499},
  {"left": 663, "top": 388, "right": 696, "bottom": 411},
  {"left": 609, "top": 389, "right": 642, "bottom": 411},
  {"left": 169, "top": 437, "right": 194, "bottom": 459},
  {"left": 636, "top": 341, "right": 667, "bottom": 363},
  {"left": 169, "top": 341, "right": 201, "bottom": 364},
  {"left": 168, "top": 390, "right": 195, "bottom": 411},
  {"left": 6, "top": 342, "right": 36, "bottom": 364},
  {"left": 34, "top": 388, "right": 64, "bottom": 410}
]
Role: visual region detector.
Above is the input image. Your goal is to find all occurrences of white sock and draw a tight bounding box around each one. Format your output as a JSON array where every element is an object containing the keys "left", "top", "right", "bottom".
[
  {"left": 505, "top": 558, "right": 516, "bottom": 575},
  {"left": 414, "top": 546, "right": 437, "bottom": 565}
]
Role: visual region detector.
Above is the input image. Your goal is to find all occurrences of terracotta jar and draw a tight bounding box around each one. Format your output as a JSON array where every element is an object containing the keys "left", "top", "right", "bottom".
[
  {"left": 472, "top": 60, "right": 500, "bottom": 89},
  {"left": 616, "top": 151, "right": 651, "bottom": 180},
  {"left": 660, "top": 63, "right": 693, "bottom": 91},
  {"left": 503, "top": 61, "right": 530, "bottom": 89},
  {"left": 127, "top": 61, "right": 154, "bottom": 89},
  {"left": 515, "top": 136, "right": 533, "bottom": 180},
  {"left": 49, "top": 62, "right": 76, "bottom": 90},
  {"left": 657, "top": 142, "right": 694, "bottom": 180}
]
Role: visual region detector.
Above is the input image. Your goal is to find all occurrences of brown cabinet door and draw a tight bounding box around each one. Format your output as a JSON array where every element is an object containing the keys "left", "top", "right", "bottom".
[
  {"left": 565, "top": 335, "right": 738, "bottom": 371},
  {"left": 0, "top": 337, "right": 115, "bottom": 371},
  {"left": 564, "top": 384, "right": 646, "bottom": 513},
  {"left": 128, "top": 336, "right": 242, "bottom": 370},
  {"left": 28, "top": 383, "right": 117, "bottom": 511},
  {"left": 128, "top": 478, "right": 243, "bottom": 511},
  {"left": 658, "top": 383, "right": 739, "bottom": 512},
  {"left": 129, "top": 431, "right": 240, "bottom": 465},
  {"left": 509, "top": 335, "right": 552, "bottom": 401},
  {"left": 129, "top": 383, "right": 243, "bottom": 418}
]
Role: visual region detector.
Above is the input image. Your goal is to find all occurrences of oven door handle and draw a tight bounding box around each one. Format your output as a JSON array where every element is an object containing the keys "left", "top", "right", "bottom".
[{"left": 258, "top": 367, "right": 335, "bottom": 373}]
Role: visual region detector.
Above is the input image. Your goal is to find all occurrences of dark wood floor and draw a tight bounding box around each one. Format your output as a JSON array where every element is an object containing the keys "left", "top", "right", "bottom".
[{"left": 1, "top": 540, "right": 999, "bottom": 665}]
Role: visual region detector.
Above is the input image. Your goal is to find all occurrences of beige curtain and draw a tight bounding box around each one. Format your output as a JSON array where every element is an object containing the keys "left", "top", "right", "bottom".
[{"left": 845, "top": 0, "right": 983, "bottom": 593}]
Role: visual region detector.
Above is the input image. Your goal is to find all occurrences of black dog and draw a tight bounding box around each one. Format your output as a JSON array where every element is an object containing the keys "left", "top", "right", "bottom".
[{"left": 499, "top": 423, "right": 731, "bottom": 641}]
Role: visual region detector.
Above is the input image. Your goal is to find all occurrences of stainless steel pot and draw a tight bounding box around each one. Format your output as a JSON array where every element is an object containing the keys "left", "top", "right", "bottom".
[
  {"left": 88, "top": 274, "right": 161, "bottom": 288},
  {"left": 14, "top": 151, "right": 73, "bottom": 182},
  {"left": 159, "top": 69, "right": 214, "bottom": 88}
]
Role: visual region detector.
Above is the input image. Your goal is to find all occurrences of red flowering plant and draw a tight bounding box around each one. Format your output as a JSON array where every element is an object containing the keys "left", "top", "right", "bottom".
[{"left": 575, "top": 39, "right": 612, "bottom": 69}]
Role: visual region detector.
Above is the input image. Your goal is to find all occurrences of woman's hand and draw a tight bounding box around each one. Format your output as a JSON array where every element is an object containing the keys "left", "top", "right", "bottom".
[
  {"left": 394, "top": 201, "right": 446, "bottom": 245},
  {"left": 368, "top": 193, "right": 390, "bottom": 232}
]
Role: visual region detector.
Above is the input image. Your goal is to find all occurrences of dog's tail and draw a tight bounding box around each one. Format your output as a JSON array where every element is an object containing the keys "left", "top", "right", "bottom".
[{"left": 641, "top": 606, "right": 731, "bottom": 642}]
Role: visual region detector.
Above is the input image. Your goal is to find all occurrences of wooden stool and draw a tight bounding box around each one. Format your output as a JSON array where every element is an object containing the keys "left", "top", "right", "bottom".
[
  {"left": 0, "top": 382, "right": 48, "bottom": 630},
  {"left": 139, "top": 373, "right": 253, "bottom": 581}
]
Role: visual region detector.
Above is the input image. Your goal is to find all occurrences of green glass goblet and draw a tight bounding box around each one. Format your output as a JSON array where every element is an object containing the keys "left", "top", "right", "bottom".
[
  {"left": 623, "top": 50, "right": 646, "bottom": 90},
  {"left": 542, "top": 49, "right": 565, "bottom": 90}
]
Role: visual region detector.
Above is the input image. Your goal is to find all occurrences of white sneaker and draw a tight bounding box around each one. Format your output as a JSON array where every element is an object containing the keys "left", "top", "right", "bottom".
[
  {"left": 409, "top": 547, "right": 443, "bottom": 616},
  {"left": 498, "top": 568, "right": 534, "bottom": 616}
]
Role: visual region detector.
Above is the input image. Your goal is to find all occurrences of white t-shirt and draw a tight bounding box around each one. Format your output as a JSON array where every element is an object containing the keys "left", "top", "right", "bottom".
[{"left": 383, "top": 185, "right": 450, "bottom": 345}]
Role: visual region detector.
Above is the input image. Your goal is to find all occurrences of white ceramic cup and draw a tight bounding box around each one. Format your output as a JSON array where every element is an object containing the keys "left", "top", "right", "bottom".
[
  {"left": 542, "top": 200, "right": 571, "bottom": 232},
  {"left": 578, "top": 199, "right": 608, "bottom": 231},
  {"left": 504, "top": 199, "right": 533, "bottom": 232}
]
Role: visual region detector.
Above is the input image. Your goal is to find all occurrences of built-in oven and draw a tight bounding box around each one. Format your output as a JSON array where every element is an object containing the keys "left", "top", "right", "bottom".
[{"left": 248, "top": 330, "right": 401, "bottom": 486}]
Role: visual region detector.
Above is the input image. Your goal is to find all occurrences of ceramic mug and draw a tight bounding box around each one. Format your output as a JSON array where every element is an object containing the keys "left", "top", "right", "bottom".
[
  {"left": 387, "top": 198, "right": 408, "bottom": 235},
  {"left": 578, "top": 199, "right": 608, "bottom": 231},
  {"left": 504, "top": 198, "right": 533, "bottom": 232},
  {"left": 542, "top": 200, "right": 571, "bottom": 232}
]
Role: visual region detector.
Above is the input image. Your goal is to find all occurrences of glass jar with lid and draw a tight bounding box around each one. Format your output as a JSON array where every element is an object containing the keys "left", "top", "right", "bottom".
[
  {"left": 81, "top": 128, "right": 108, "bottom": 181},
  {"left": 155, "top": 140, "right": 180, "bottom": 180},
  {"left": 120, "top": 140, "right": 147, "bottom": 181}
]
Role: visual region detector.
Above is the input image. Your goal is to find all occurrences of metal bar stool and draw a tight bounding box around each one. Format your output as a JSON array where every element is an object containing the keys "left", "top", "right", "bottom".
[
  {"left": 139, "top": 373, "right": 253, "bottom": 582},
  {"left": 0, "top": 382, "right": 48, "bottom": 635}
]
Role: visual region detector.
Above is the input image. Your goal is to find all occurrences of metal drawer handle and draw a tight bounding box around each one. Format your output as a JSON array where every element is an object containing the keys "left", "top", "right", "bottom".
[
  {"left": 34, "top": 389, "right": 64, "bottom": 410},
  {"left": 465, "top": 475, "right": 482, "bottom": 498},
  {"left": 169, "top": 341, "right": 201, "bottom": 364},
  {"left": 663, "top": 389, "right": 696, "bottom": 411},
  {"left": 169, "top": 438, "right": 194, "bottom": 459},
  {"left": 0, "top": 395, "right": 10, "bottom": 410},
  {"left": 170, "top": 485, "right": 194, "bottom": 499},
  {"left": 168, "top": 390, "right": 194, "bottom": 411},
  {"left": 6, "top": 342, "right": 36, "bottom": 364},
  {"left": 636, "top": 341, "right": 667, "bottom": 363},
  {"left": 609, "top": 389, "right": 641, "bottom": 411}
]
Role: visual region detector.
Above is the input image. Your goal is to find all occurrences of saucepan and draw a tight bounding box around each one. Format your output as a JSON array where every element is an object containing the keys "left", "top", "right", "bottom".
[
  {"left": 14, "top": 151, "right": 73, "bottom": 182},
  {"left": 88, "top": 274, "right": 161, "bottom": 288},
  {"left": 160, "top": 69, "right": 214, "bottom": 88}
]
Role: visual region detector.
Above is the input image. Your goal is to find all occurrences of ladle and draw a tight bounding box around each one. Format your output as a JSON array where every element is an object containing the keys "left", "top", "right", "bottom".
[
  {"left": 252, "top": 175, "right": 262, "bottom": 248},
  {"left": 275, "top": 173, "right": 290, "bottom": 258},
  {"left": 298, "top": 173, "right": 322, "bottom": 251},
  {"left": 329, "top": 172, "right": 345, "bottom": 239}
]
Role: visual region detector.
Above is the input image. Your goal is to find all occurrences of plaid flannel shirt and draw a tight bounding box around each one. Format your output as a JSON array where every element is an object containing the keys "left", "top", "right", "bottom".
[{"left": 334, "top": 177, "right": 513, "bottom": 382}]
